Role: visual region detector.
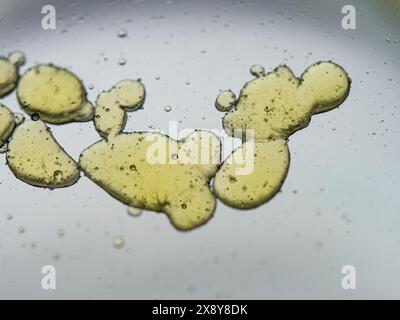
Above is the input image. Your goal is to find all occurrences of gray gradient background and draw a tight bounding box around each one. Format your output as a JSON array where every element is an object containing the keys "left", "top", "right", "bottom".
[{"left": 0, "top": 0, "right": 399, "bottom": 299}]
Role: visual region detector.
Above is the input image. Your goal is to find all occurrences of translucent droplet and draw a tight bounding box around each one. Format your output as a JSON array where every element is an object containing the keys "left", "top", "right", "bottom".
[
  {"left": 6, "top": 121, "right": 80, "bottom": 189},
  {"left": 127, "top": 206, "right": 143, "bottom": 217},
  {"left": 385, "top": 37, "right": 391, "bottom": 43},
  {"left": 164, "top": 105, "right": 172, "bottom": 112},
  {"left": 118, "top": 58, "right": 127, "bottom": 66},
  {"left": 117, "top": 28, "right": 128, "bottom": 38},
  {"left": 215, "top": 90, "right": 236, "bottom": 112},
  {"left": 250, "top": 64, "right": 265, "bottom": 77},
  {"left": 18, "top": 226, "right": 25, "bottom": 234},
  {"left": 14, "top": 112, "right": 25, "bottom": 125},
  {"left": 0, "top": 143, "right": 8, "bottom": 154},
  {"left": 8, "top": 51, "right": 25, "bottom": 66},
  {"left": 53, "top": 170, "right": 64, "bottom": 182},
  {"left": 6, "top": 213, "right": 13, "bottom": 220},
  {"left": 112, "top": 235, "right": 125, "bottom": 249},
  {"left": 88, "top": 84, "right": 94, "bottom": 90}
]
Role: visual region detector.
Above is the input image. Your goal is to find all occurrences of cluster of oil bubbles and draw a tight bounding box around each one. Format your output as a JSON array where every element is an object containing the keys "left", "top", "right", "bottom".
[
  {"left": 213, "top": 62, "right": 350, "bottom": 208},
  {"left": 0, "top": 50, "right": 350, "bottom": 231},
  {"left": 385, "top": 37, "right": 399, "bottom": 44},
  {"left": 79, "top": 80, "right": 220, "bottom": 230}
]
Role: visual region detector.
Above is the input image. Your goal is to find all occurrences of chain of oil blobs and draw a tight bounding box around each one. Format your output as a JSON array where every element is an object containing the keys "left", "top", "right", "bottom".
[{"left": 0, "top": 51, "right": 350, "bottom": 231}]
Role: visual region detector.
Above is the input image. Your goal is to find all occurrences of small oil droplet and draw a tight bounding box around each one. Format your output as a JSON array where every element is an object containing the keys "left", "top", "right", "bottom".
[
  {"left": 53, "top": 170, "right": 64, "bottom": 182},
  {"left": 250, "top": 64, "right": 265, "bottom": 77},
  {"left": 112, "top": 235, "right": 125, "bottom": 249},
  {"left": 215, "top": 90, "right": 236, "bottom": 112},
  {"left": 117, "top": 28, "right": 128, "bottom": 38},
  {"left": 14, "top": 113, "right": 25, "bottom": 125},
  {"left": 127, "top": 206, "right": 143, "bottom": 217},
  {"left": 8, "top": 51, "right": 25, "bottom": 66}
]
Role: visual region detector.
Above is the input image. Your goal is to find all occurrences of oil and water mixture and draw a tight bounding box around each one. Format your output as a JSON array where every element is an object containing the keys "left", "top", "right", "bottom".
[{"left": 0, "top": 51, "right": 350, "bottom": 230}]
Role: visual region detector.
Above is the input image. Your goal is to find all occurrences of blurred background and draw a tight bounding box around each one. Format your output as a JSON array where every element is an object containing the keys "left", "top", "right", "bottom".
[{"left": 0, "top": 0, "right": 399, "bottom": 299}]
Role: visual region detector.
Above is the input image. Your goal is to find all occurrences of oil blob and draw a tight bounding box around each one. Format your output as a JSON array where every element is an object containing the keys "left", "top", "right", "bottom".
[
  {"left": 80, "top": 80, "right": 221, "bottom": 231},
  {"left": 0, "top": 51, "right": 25, "bottom": 97},
  {"left": 0, "top": 104, "right": 16, "bottom": 147},
  {"left": 214, "top": 61, "right": 350, "bottom": 208},
  {"left": 0, "top": 143, "right": 8, "bottom": 154},
  {"left": 250, "top": 64, "right": 265, "bottom": 77},
  {"left": 127, "top": 206, "right": 143, "bottom": 217},
  {"left": 17, "top": 64, "right": 94, "bottom": 124},
  {"left": 214, "top": 140, "right": 289, "bottom": 208},
  {"left": 6, "top": 120, "right": 80, "bottom": 188}
]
